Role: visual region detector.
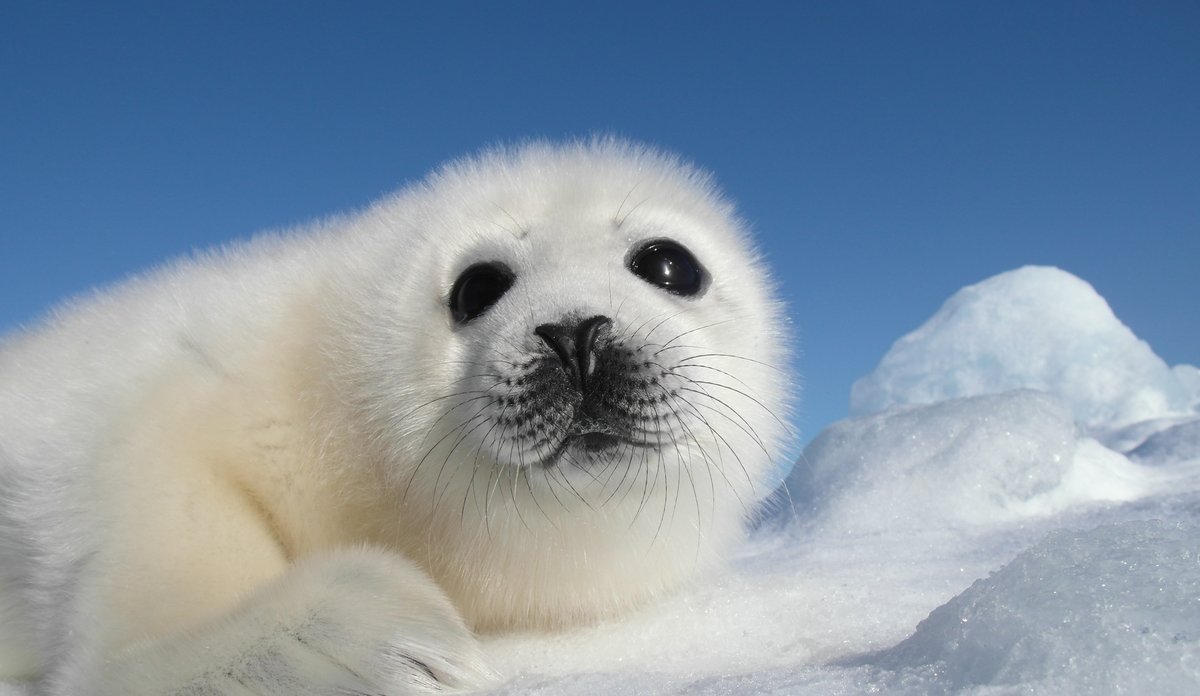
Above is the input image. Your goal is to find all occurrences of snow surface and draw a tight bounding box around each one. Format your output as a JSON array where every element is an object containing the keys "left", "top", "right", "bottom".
[{"left": 477, "top": 265, "right": 1200, "bottom": 695}]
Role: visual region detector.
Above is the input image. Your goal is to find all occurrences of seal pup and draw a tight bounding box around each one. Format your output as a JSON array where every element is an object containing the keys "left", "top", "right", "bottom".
[{"left": 0, "top": 140, "right": 792, "bottom": 694}]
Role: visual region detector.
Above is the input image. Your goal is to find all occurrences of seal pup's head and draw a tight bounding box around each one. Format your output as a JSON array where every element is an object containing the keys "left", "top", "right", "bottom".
[{"left": 324, "top": 140, "right": 792, "bottom": 629}]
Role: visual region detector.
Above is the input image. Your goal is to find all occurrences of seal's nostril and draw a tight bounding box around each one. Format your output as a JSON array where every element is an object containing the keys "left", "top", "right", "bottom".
[
  {"left": 535, "top": 322, "right": 578, "bottom": 384},
  {"left": 574, "top": 316, "right": 611, "bottom": 383},
  {"left": 535, "top": 315, "right": 612, "bottom": 390}
]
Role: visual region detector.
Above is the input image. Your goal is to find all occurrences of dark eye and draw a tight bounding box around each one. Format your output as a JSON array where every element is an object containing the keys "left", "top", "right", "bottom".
[
  {"left": 627, "top": 240, "right": 706, "bottom": 297},
  {"left": 450, "top": 262, "right": 514, "bottom": 323}
]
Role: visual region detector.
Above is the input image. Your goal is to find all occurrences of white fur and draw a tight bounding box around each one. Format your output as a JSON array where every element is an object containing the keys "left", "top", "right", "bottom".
[{"left": 0, "top": 140, "right": 792, "bottom": 694}]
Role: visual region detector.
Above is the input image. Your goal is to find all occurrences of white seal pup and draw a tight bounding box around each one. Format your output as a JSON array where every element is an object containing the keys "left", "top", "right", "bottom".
[{"left": 0, "top": 140, "right": 792, "bottom": 694}]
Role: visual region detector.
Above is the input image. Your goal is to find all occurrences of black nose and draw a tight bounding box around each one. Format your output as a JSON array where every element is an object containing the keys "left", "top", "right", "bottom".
[{"left": 535, "top": 315, "right": 612, "bottom": 390}]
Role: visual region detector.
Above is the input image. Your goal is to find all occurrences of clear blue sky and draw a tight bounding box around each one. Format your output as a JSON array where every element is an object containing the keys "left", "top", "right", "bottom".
[{"left": 2, "top": 1, "right": 1197, "bottom": 444}]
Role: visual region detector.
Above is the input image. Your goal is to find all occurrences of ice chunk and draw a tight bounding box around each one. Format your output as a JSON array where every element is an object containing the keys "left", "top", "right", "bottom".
[
  {"left": 869, "top": 520, "right": 1200, "bottom": 693},
  {"left": 788, "top": 390, "right": 1152, "bottom": 534},
  {"left": 849, "top": 266, "right": 1199, "bottom": 431}
]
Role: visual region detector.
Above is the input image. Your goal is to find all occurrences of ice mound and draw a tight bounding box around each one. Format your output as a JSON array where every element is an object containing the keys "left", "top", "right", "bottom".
[
  {"left": 870, "top": 520, "right": 1200, "bottom": 693},
  {"left": 788, "top": 390, "right": 1151, "bottom": 534},
  {"left": 849, "top": 266, "right": 1199, "bottom": 431}
]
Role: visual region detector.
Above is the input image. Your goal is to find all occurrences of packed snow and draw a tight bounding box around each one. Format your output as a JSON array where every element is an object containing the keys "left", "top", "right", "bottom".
[{"left": 478, "top": 265, "right": 1200, "bottom": 695}]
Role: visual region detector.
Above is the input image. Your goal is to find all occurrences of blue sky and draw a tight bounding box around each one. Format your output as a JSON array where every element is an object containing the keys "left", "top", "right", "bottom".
[{"left": 2, "top": 1, "right": 1197, "bottom": 445}]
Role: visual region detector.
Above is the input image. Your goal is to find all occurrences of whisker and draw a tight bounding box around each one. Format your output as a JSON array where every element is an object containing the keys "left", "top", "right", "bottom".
[{"left": 612, "top": 182, "right": 643, "bottom": 227}]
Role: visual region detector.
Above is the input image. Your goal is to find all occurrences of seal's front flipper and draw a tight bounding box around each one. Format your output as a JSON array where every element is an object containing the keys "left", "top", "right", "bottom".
[{"left": 96, "top": 549, "right": 494, "bottom": 695}]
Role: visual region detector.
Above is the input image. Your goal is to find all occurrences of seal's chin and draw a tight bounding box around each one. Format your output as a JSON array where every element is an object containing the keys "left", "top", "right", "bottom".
[
  {"left": 531, "top": 430, "right": 657, "bottom": 468},
  {"left": 573, "top": 432, "right": 623, "bottom": 452}
]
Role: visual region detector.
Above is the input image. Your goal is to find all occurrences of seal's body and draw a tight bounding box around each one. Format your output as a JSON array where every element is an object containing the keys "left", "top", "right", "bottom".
[{"left": 0, "top": 141, "right": 791, "bottom": 694}]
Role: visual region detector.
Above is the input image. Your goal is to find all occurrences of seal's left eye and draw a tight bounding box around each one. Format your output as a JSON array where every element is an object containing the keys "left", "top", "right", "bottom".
[
  {"left": 450, "top": 262, "right": 514, "bottom": 323},
  {"left": 627, "top": 240, "right": 706, "bottom": 297}
]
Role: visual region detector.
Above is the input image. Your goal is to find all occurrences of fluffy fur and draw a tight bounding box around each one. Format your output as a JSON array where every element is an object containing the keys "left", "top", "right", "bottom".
[{"left": 0, "top": 140, "right": 792, "bottom": 694}]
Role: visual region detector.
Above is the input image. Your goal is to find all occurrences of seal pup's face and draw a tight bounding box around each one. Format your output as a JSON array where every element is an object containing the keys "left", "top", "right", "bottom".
[
  {"left": 448, "top": 241, "right": 717, "bottom": 472},
  {"left": 329, "top": 141, "right": 791, "bottom": 628}
]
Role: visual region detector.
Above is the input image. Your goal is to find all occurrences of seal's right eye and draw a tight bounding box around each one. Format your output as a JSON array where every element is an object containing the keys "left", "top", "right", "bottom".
[{"left": 450, "top": 262, "right": 514, "bottom": 323}]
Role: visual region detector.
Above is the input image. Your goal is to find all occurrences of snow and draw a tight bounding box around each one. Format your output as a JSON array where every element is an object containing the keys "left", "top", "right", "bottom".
[
  {"left": 788, "top": 390, "right": 1151, "bottom": 533},
  {"left": 871, "top": 520, "right": 1200, "bottom": 694},
  {"left": 479, "top": 265, "right": 1200, "bottom": 695}
]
